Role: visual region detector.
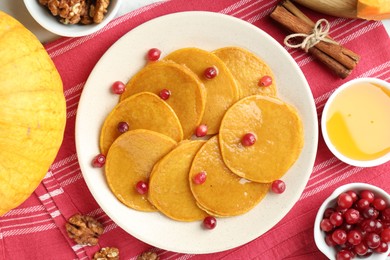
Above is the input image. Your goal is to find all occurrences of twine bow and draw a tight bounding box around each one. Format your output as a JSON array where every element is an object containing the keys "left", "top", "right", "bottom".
[{"left": 284, "top": 19, "right": 338, "bottom": 52}]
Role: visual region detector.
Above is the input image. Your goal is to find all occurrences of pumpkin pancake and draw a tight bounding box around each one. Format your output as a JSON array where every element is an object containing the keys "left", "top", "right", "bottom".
[
  {"left": 120, "top": 60, "right": 206, "bottom": 138},
  {"left": 148, "top": 140, "right": 207, "bottom": 221},
  {"left": 189, "top": 136, "right": 270, "bottom": 217},
  {"left": 100, "top": 92, "right": 183, "bottom": 155},
  {"left": 165, "top": 48, "right": 239, "bottom": 135},
  {"left": 219, "top": 95, "right": 304, "bottom": 183},
  {"left": 213, "top": 46, "right": 277, "bottom": 98},
  {"left": 105, "top": 129, "right": 177, "bottom": 212}
]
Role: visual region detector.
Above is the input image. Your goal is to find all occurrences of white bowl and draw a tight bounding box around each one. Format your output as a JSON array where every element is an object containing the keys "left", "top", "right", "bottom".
[
  {"left": 321, "top": 77, "right": 390, "bottom": 167},
  {"left": 314, "top": 183, "right": 390, "bottom": 260},
  {"left": 24, "top": 0, "right": 122, "bottom": 37}
]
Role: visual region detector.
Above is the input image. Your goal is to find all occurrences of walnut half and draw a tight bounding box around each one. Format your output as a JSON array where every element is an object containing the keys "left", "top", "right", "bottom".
[
  {"left": 65, "top": 213, "right": 104, "bottom": 246},
  {"left": 93, "top": 247, "right": 119, "bottom": 260},
  {"left": 90, "top": 0, "right": 110, "bottom": 24},
  {"left": 137, "top": 251, "right": 160, "bottom": 260}
]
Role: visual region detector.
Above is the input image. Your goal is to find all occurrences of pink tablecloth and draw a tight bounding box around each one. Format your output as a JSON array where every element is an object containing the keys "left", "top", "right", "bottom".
[{"left": 1, "top": 0, "right": 390, "bottom": 259}]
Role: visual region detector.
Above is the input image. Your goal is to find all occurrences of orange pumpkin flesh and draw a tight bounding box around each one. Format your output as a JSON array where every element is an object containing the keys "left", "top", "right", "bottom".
[
  {"left": 0, "top": 11, "right": 66, "bottom": 216},
  {"left": 357, "top": 0, "right": 390, "bottom": 20}
]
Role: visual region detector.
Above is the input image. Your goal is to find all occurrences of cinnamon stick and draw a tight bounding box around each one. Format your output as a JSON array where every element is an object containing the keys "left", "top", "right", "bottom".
[{"left": 270, "top": 0, "right": 360, "bottom": 79}]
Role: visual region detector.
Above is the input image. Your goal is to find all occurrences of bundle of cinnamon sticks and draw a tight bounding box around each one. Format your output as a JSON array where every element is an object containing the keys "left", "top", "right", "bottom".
[{"left": 270, "top": 0, "right": 360, "bottom": 79}]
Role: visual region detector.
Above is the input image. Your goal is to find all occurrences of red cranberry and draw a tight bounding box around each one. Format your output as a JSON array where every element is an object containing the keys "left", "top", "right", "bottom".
[
  {"left": 135, "top": 180, "right": 148, "bottom": 195},
  {"left": 374, "top": 241, "right": 388, "bottom": 253},
  {"left": 203, "top": 216, "right": 217, "bottom": 229},
  {"left": 241, "top": 133, "right": 256, "bottom": 146},
  {"left": 347, "top": 229, "right": 363, "bottom": 245},
  {"left": 383, "top": 221, "right": 390, "bottom": 228},
  {"left": 193, "top": 171, "right": 207, "bottom": 185},
  {"left": 338, "top": 193, "right": 354, "bottom": 209},
  {"left": 195, "top": 124, "right": 208, "bottom": 137},
  {"left": 373, "top": 219, "right": 384, "bottom": 234},
  {"left": 381, "top": 207, "right": 390, "bottom": 222},
  {"left": 360, "top": 190, "right": 375, "bottom": 203},
  {"left": 336, "top": 206, "right": 348, "bottom": 215},
  {"left": 344, "top": 208, "right": 360, "bottom": 224},
  {"left": 354, "top": 242, "right": 369, "bottom": 255},
  {"left": 360, "top": 250, "right": 373, "bottom": 258},
  {"left": 92, "top": 154, "right": 106, "bottom": 168},
  {"left": 340, "top": 223, "right": 353, "bottom": 232},
  {"left": 117, "top": 121, "right": 129, "bottom": 133},
  {"left": 362, "top": 207, "right": 379, "bottom": 219},
  {"left": 321, "top": 219, "right": 334, "bottom": 232},
  {"left": 204, "top": 66, "right": 218, "bottom": 79},
  {"left": 332, "top": 229, "right": 347, "bottom": 245},
  {"left": 360, "top": 219, "right": 377, "bottom": 233},
  {"left": 336, "top": 249, "right": 353, "bottom": 260},
  {"left": 147, "top": 48, "right": 161, "bottom": 61},
  {"left": 346, "top": 190, "right": 358, "bottom": 202},
  {"left": 365, "top": 232, "right": 381, "bottom": 249},
  {"left": 330, "top": 212, "right": 344, "bottom": 227},
  {"left": 325, "top": 234, "right": 337, "bottom": 246},
  {"left": 258, "top": 75, "right": 272, "bottom": 87},
  {"left": 159, "top": 89, "right": 171, "bottom": 100},
  {"left": 356, "top": 198, "right": 370, "bottom": 211},
  {"left": 112, "top": 81, "right": 126, "bottom": 94},
  {"left": 324, "top": 208, "right": 336, "bottom": 218},
  {"left": 271, "top": 180, "right": 286, "bottom": 194},
  {"left": 373, "top": 197, "right": 387, "bottom": 211},
  {"left": 381, "top": 228, "right": 390, "bottom": 242}
]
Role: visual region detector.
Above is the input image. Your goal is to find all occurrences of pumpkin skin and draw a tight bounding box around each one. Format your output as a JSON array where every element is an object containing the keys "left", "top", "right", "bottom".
[{"left": 0, "top": 11, "right": 66, "bottom": 215}]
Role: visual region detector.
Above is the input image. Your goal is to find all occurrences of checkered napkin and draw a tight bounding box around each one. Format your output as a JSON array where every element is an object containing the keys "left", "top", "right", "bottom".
[{"left": 1, "top": 0, "right": 389, "bottom": 259}]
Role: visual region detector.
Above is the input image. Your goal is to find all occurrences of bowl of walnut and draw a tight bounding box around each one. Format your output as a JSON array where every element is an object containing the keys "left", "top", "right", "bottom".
[{"left": 24, "top": 0, "right": 122, "bottom": 37}]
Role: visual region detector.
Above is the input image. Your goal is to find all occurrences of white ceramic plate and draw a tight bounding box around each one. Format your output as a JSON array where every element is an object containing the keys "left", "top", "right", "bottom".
[{"left": 76, "top": 11, "right": 318, "bottom": 254}]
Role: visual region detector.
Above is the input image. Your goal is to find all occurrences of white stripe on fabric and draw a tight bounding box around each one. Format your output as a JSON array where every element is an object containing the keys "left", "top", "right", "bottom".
[
  {"left": 72, "top": 244, "right": 84, "bottom": 252},
  {"left": 1, "top": 218, "right": 52, "bottom": 230},
  {"left": 2, "top": 205, "right": 46, "bottom": 217},
  {"left": 219, "top": 0, "right": 254, "bottom": 14},
  {"left": 311, "top": 157, "right": 339, "bottom": 174},
  {"left": 301, "top": 167, "right": 363, "bottom": 200},
  {"left": 232, "top": 0, "right": 275, "bottom": 18},
  {"left": 50, "top": 210, "right": 61, "bottom": 218},
  {"left": 50, "top": 154, "right": 78, "bottom": 170},
  {"left": 2, "top": 223, "right": 56, "bottom": 236},
  {"left": 39, "top": 188, "right": 64, "bottom": 201},
  {"left": 247, "top": 6, "right": 276, "bottom": 24},
  {"left": 54, "top": 161, "right": 81, "bottom": 179},
  {"left": 0, "top": 212, "right": 48, "bottom": 223},
  {"left": 63, "top": 82, "right": 85, "bottom": 98}
]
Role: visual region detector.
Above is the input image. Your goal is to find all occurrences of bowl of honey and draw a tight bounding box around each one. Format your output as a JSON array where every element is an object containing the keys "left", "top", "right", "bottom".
[{"left": 321, "top": 78, "right": 390, "bottom": 167}]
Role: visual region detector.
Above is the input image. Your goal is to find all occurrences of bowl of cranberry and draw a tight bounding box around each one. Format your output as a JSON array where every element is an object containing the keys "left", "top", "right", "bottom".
[{"left": 314, "top": 183, "right": 390, "bottom": 260}]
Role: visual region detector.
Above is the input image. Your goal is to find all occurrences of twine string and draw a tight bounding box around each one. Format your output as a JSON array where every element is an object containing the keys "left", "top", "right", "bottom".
[{"left": 284, "top": 19, "right": 338, "bottom": 52}]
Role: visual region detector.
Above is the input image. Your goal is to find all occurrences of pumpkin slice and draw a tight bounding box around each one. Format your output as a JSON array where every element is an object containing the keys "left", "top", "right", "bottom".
[
  {"left": 164, "top": 48, "right": 239, "bottom": 135},
  {"left": 357, "top": 0, "right": 390, "bottom": 20},
  {"left": 100, "top": 92, "right": 183, "bottom": 155},
  {"left": 105, "top": 129, "right": 177, "bottom": 212},
  {"left": 219, "top": 95, "right": 304, "bottom": 183},
  {"left": 148, "top": 140, "right": 207, "bottom": 221},
  {"left": 213, "top": 46, "right": 277, "bottom": 98},
  {"left": 120, "top": 61, "right": 206, "bottom": 139},
  {"left": 189, "top": 136, "right": 270, "bottom": 217}
]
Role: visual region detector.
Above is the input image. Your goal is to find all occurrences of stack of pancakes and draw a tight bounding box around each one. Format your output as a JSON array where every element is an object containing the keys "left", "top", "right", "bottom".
[{"left": 100, "top": 47, "right": 304, "bottom": 222}]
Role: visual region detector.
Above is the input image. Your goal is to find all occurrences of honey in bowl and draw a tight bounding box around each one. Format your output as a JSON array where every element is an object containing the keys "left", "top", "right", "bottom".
[{"left": 322, "top": 78, "right": 390, "bottom": 166}]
